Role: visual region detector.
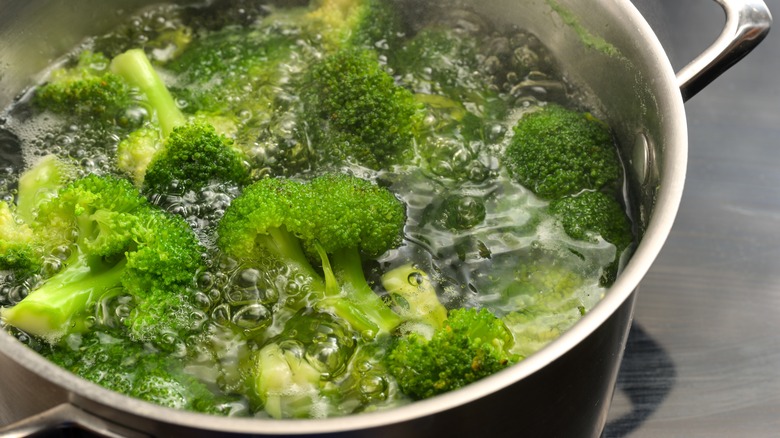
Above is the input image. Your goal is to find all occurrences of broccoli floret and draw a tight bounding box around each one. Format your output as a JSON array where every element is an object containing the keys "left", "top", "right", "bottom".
[
  {"left": 0, "top": 174, "right": 206, "bottom": 348},
  {"left": 503, "top": 104, "right": 621, "bottom": 200},
  {"left": 548, "top": 190, "right": 633, "bottom": 285},
  {"left": 384, "top": 307, "right": 517, "bottom": 400},
  {"left": 217, "top": 173, "right": 407, "bottom": 336},
  {"left": 300, "top": 48, "right": 422, "bottom": 170},
  {"left": 109, "top": 49, "right": 249, "bottom": 192},
  {"left": 33, "top": 51, "right": 133, "bottom": 121},
  {"left": 45, "top": 330, "right": 236, "bottom": 414},
  {"left": 143, "top": 122, "right": 250, "bottom": 194}
]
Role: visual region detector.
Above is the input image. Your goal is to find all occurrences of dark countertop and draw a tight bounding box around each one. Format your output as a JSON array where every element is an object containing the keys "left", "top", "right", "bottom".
[{"left": 604, "top": 0, "right": 780, "bottom": 436}]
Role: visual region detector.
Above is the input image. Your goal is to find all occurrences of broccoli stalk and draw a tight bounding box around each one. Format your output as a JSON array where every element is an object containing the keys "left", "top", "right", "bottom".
[{"left": 110, "top": 48, "right": 185, "bottom": 136}]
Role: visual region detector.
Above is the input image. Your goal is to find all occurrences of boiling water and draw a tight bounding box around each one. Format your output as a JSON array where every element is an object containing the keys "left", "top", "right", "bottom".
[{"left": 0, "top": 0, "right": 631, "bottom": 417}]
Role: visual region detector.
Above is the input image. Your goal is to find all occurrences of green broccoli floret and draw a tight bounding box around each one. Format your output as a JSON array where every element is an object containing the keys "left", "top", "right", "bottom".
[
  {"left": 110, "top": 49, "right": 249, "bottom": 192},
  {"left": 45, "top": 330, "right": 236, "bottom": 414},
  {"left": 503, "top": 104, "right": 621, "bottom": 200},
  {"left": 143, "top": 122, "right": 250, "bottom": 194},
  {"left": 300, "top": 48, "right": 422, "bottom": 171},
  {"left": 218, "top": 173, "right": 407, "bottom": 336},
  {"left": 384, "top": 306, "right": 517, "bottom": 400},
  {"left": 0, "top": 174, "right": 206, "bottom": 348},
  {"left": 33, "top": 51, "right": 133, "bottom": 121},
  {"left": 548, "top": 190, "right": 633, "bottom": 285}
]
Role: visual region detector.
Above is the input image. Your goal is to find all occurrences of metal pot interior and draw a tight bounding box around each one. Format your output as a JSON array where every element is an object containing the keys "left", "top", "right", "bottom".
[{"left": 0, "top": 0, "right": 686, "bottom": 435}]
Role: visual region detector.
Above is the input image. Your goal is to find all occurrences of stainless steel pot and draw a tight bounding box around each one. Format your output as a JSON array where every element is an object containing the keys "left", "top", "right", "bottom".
[{"left": 0, "top": 0, "right": 771, "bottom": 436}]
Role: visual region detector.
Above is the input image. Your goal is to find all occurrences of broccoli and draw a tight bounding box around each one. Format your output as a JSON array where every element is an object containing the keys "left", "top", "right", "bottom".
[
  {"left": 110, "top": 49, "right": 249, "bottom": 192},
  {"left": 0, "top": 174, "right": 206, "bottom": 349},
  {"left": 44, "top": 330, "right": 238, "bottom": 414},
  {"left": 162, "top": 20, "right": 305, "bottom": 177},
  {"left": 503, "top": 104, "right": 621, "bottom": 200},
  {"left": 305, "top": 0, "right": 405, "bottom": 53},
  {"left": 33, "top": 51, "right": 133, "bottom": 121},
  {"left": 384, "top": 306, "right": 517, "bottom": 401},
  {"left": 0, "top": 155, "right": 76, "bottom": 275},
  {"left": 241, "top": 309, "right": 356, "bottom": 418},
  {"left": 300, "top": 48, "right": 422, "bottom": 171},
  {"left": 217, "top": 173, "right": 407, "bottom": 336},
  {"left": 548, "top": 190, "right": 633, "bottom": 285},
  {"left": 0, "top": 201, "right": 41, "bottom": 276}
]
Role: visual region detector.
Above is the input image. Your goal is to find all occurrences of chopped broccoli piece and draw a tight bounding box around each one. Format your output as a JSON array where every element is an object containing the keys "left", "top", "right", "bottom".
[
  {"left": 110, "top": 49, "right": 249, "bottom": 192},
  {"left": 549, "top": 190, "right": 633, "bottom": 285},
  {"left": 0, "top": 155, "right": 76, "bottom": 275},
  {"left": 217, "top": 173, "right": 407, "bottom": 336},
  {"left": 385, "top": 307, "right": 517, "bottom": 400},
  {"left": 306, "top": 0, "right": 404, "bottom": 52},
  {"left": 0, "top": 201, "right": 42, "bottom": 275},
  {"left": 33, "top": 51, "right": 133, "bottom": 121},
  {"left": 242, "top": 309, "right": 356, "bottom": 418},
  {"left": 425, "top": 194, "right": 487, "bottom": 232},
  {"left": 143, "top": 122, "right": 249, "bottom": 194},
  {"left": 503, "top": 104, "right": 621, "bottom": 200},
  {"left": 300, "top": 48, "right": 422, "bottom": 170},
  {"left": 0, "top": 174, "right": 206, "bottom": 348}
]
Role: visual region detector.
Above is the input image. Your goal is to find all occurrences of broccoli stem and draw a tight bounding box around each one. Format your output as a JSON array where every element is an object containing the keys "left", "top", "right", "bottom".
[
  {"left": 328, "top": 247, "right": 401, "bottom": 334},
  {"left": 381, "top": 264, "right": 447, "bottom": 329},
  {"left": 16, "top": 155, "right": 70, "bottom": 224},
  {"left": 255, "top": 227, "right": 327, "bottom": 293},
  {"left": 110, "top": 49, "right": 185, "bottom": 136},
  {"left": 0, "top": 253, "right": 126, "bottom": 340}
]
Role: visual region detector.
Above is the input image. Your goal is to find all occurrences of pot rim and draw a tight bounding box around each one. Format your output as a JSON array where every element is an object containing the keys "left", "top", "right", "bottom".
[{"left": 0, "top": 0, "right": 688, "bottom": 434}]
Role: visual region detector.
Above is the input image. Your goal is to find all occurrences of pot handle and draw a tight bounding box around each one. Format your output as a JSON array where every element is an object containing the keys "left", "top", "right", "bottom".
[
  {"left": 676, "top": 0, "right": 771, "bottom": 101},
  {"left": 0, "top": 403, "right": 149, "bottom": 438}
]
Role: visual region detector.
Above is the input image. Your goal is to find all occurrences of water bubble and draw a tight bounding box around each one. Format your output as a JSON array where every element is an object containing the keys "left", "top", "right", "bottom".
[{"left": 231, "top": 303, "right": 272, "bottom": 332}]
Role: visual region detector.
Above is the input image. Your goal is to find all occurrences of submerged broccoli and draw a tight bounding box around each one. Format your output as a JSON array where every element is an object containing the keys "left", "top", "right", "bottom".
[
  {"left": 0, "top": 155, "right": 76, "bottom": 276},
  {"left": 242, "top": 309, "right": 357, "bottom": 419},
  {"left": 306, "top": 0, "right": 405, "bottom": 53},
  {"left": 217, "top": 173, "right": 406, "bottom": 335},
  {"left": 0, "top": 172, "right": 206, "bottom": 349},
  {"left": 549, "top": 190, "right": 633, "bottom": 285},
  {"left": 110, "top": 49, "right": 249, "bottom": 192},
  {"left": 385, "top": 307, "right": 516, "bottom": 400},
  {"left": 503, "top": 104, "right": 621, "bottom": 200},
  {"left": 33, "top": 51, "right": 133, "bottom": 121},
  {"left": 300, "top": 48, "right": 422, "bottom": 170},
  {"left": 380, "top": 265, "right": 517, "bottom": 400},
  {"left": 45, "top": 330, "right": 238, "bottom": 414}
]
